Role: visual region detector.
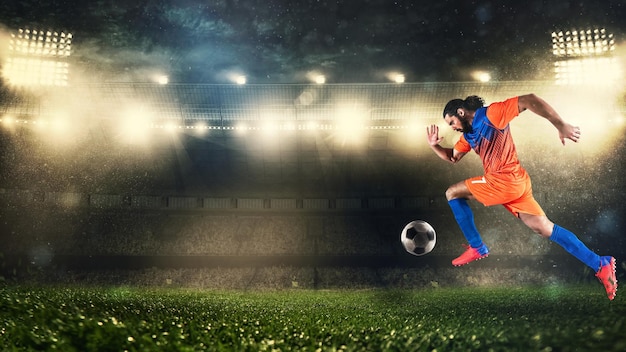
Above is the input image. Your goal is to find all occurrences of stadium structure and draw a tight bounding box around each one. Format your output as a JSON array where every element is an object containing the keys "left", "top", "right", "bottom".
[{"left": 0, "top": 27, "right": 625, "bottom": 289}]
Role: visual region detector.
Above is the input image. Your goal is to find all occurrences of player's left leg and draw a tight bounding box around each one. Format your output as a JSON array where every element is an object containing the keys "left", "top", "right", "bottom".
[{"left": 519, "top": 213, "right": 617, "bottom": 300}]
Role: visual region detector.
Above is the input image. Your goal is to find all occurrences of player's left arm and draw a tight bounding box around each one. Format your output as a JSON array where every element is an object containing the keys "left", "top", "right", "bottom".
[{"left": 517, "top": 93, "right": 581, "bottom": 145}]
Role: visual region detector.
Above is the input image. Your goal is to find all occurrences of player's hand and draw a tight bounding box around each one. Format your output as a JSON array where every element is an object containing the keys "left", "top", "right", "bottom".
[
  {"left": 559, "top": 123, "right": 581, "bottom": 145},
  {"left": 426, "top": 124, "right": 443, "bottom": 146}
]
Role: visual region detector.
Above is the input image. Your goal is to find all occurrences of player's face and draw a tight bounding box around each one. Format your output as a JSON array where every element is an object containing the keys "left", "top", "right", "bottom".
[
  {"left": 444, "top": 113, "right": 472, "bottom": 133},
  {"left": 444, "top": 114, "right": 464, "bottom": 132}
]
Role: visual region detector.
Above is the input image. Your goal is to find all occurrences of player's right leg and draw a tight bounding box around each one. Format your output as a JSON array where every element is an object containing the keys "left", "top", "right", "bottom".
[
  {"left": 551, "top": 222, "right": 617, "bottom": 300},
  {"left": 446, "top": 180, "right": 489, "bottom": 266}
]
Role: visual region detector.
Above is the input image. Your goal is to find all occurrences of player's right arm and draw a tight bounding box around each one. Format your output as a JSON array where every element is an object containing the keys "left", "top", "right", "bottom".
[
  {"left": 426, "top": 124, "right": 466, "bottom": 164},
  {"left": 517, "top": 93, "right": 581, "bottom": 145}
]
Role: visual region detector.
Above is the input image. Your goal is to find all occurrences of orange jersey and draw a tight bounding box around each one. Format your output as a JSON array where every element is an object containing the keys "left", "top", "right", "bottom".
[
  {"left": 454, "top": 96, "right": 522, "bottom": 178},
  {"left": 455, "top": 96, "right": 545, "bottom": 216}
]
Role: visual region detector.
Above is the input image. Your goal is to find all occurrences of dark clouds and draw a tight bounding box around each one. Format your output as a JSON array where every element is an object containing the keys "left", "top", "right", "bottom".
[{"left": 0, "top": 0, "right": 625, "bottom": 83}]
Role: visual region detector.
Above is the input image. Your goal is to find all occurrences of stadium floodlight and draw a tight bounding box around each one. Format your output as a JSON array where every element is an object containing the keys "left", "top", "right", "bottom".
[
  {"left": 551, "top": 28, "right": 615, "bottom": 58},
  {"left": 471, "top": 70, "right": 491, "bottom": 82},
  {"left": 306, "top": 71, "right": 326, "bottom": 84},
  {"left": 554, "top": 57, "right": 621, "bottom": 86},
  {"left": 155, "top": 75, "right": 169, "bottom": 85},
  {"left": 235, "top": 75, "right": 246, "bottom": 85},
  {"left": 10, "top": 29, "right": 72, "bottom": 57},
  {"left": 385, "top": 72, "right": 405, "bottom": 83},
  {"left": 1, "top": 115, "right": 16, "bottom": 128},
  {"left": 3, "top": 28, "right": 72, "bottom": 87},
  {"left": 4, "top": 58, "right": 70, "bottom": 86},
  {"left": 551, "top": 27, "right": 620, "bottom": 85},
  {"left": 234, "top": 122, "right": 248, "bottom": 134},
  {"left": 334, "top": 103, "right": 369, "bottom": 145}
]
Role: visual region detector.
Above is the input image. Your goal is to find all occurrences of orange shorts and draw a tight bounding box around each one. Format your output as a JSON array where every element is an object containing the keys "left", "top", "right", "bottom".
[{"left": 465, "top": 170, "right": 545, "bottom": 217}]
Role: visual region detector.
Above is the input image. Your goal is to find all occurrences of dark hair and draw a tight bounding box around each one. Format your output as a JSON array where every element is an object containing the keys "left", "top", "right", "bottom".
[{"left": 442, "top": 95, "right": 485, "bottom": 118}]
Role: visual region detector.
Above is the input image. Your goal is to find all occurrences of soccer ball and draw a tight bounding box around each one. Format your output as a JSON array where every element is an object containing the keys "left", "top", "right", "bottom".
[{"left": 401, "top": 220, "right": 436, "bottom": 256}]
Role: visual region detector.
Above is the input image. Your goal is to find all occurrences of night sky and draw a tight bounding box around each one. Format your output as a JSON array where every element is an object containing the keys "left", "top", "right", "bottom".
[{"left": 1, "top": 0, "right": 625, "bottom": 83}]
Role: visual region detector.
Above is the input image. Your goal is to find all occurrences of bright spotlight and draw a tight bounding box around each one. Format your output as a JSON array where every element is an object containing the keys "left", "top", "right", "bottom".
[
  {"left": 235, "top": 75, "right": 246, "bottom": 85},
  {"left": 307, "top": 71, "right": 326, "bottom": 84},
  {"left": 471, "top": 71, "right": 491, "bottom": 82},
  {"left": 554, "top": 57, "right": 622, "bottom": 86},
  {"left": 155, "top": 75, "right": 169, "bottom": 85},
  {"left": 1, "top": 115, "right": 17, "bottom": 132},
  {"left": 192, "top": 122, "right": 209, "bottom": 135},
  {"left": 3, "top": 28, "right": 72, "bottom": 86},
  {"left": 385, "top": 72, "right": 405, "bottom": 83},
  {"left": 550, "top": 27, "right": 620, "bottom": 86},
  {"left": 117, "top": 107, "right": 154, "bottom": 144},
  {"left": 4, "top": 57, "right": 70, "bottom": 87},
  {"left": 551, "top": 27, "right": 615, "bottom": 58},
  {"left": 261, "top": 121, "right": 279, "bottom": 135},
  {"left": 334, "top": 104, "right": 369, "bottom": 145},
  {"left": 234, "top": 122, "right": 248, "bottom": 135},
  {"left": 10, "top": 28, "right": 72, "bottom": 57},
  {"left": 1, "top": 115, "right": 15, "bottom": 125},
  {"left": 49, "top": 117, "right": 69, "bottom": 133}
]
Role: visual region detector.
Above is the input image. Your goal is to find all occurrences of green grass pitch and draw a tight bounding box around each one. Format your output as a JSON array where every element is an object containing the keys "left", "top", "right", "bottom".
[{"left": 1, "top": 285, "right": 624, "bottom": 351}]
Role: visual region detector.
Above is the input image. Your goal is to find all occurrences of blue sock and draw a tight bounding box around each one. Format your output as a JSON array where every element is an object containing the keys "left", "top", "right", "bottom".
[
  {"left": 549, "top": 224, "right": 600, "bottom": 271},
  {"left": 448, "top": 198, "right": 487, "bottom": 253}
]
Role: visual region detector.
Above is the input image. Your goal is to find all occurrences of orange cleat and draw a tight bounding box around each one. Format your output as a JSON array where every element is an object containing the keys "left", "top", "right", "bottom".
[
  {"left": 596, "top": 256, "right": 617, "bottom": 301},
  {"left": 452, "top": 244, "right": 489, "bottom": 267}
]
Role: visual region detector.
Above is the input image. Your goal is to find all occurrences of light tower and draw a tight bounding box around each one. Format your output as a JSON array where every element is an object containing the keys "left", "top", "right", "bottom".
[
  {"left": 551, "top": 28, "right": 619, "bottom": 86},
  {"left": 3, "top": 28, "right": 73, "bottom": 87}
]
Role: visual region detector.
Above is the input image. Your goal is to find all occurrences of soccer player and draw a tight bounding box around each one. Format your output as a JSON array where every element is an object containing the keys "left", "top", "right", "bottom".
[{"left": 426, "top": 94, "right": 617, "bottom": 300}]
